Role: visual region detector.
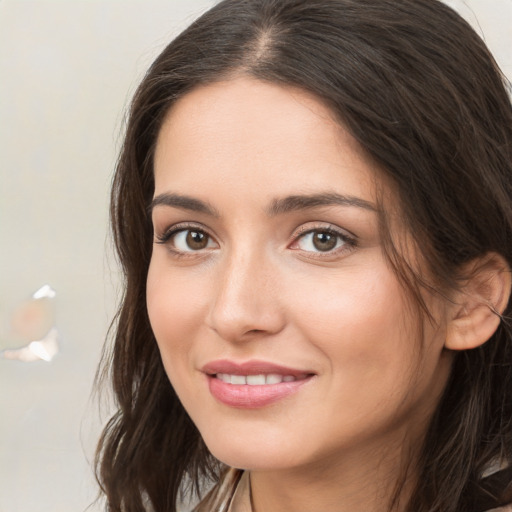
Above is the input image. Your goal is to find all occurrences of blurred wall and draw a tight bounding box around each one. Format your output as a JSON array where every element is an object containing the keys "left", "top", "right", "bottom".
[
  {"left": 0, "top": 2, "right": 215, "bottom": 511},
  {"left": 0, "top": 1, "right": 510, "bottom": 511}
]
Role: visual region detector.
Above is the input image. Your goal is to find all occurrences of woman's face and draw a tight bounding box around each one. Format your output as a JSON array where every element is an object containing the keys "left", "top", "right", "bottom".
[{"left": 147, "top": 77, "right": 453, "bottom": 473}]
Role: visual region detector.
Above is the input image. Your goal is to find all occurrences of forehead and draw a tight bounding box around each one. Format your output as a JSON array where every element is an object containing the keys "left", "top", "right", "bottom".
[{"left": 153, "top": 77, "right": 382, "bottom": 205}]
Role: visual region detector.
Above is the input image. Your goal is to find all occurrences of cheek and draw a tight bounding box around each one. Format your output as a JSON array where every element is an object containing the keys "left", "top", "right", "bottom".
[
  {"left": 287, "top": 259, "right": 422, "bottom": 401},
  {"left": 290, "top": 258, "right": 415, "bottom": 352},
  {"left": 146, "top": 258, "right": 207, "bottom": 374}
]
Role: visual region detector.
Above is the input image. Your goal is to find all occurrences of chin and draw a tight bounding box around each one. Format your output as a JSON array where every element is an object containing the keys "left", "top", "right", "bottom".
[
  {"left": 209, "top": 449, "right": 293, "bottom": 471},
  {"left": 200, "top": 427, "right": 305, "bottom": 471}
]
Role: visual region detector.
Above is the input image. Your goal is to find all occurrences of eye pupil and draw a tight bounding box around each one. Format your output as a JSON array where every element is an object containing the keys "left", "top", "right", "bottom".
[
  {"left": 313, "top": 231, "right": 337, "bottom": 251},
  {"left": 186, "top": 230, "right": 208, "bottom": 250}
]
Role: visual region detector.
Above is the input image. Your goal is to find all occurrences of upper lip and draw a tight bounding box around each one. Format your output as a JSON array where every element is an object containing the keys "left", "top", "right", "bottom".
[{"left": 201, "top": 359, "right": 314, "bottom": 378}]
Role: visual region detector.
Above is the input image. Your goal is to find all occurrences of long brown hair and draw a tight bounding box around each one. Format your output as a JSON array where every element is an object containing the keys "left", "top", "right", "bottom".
[{"left": 96, "top": 1, "right": 512, "bottom": 510}]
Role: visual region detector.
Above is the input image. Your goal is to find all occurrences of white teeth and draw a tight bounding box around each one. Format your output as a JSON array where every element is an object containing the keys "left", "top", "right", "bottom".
[
  {"left": 247, "top": 374, "right": 266, "bottom": 385},
  {"left": 266, "top": 373, "right": 283, "bottom": 384},
  {"left": 230, "top": 374, "right": 247, "bottom": 385},
  {"left": 215, "top": 373, "right": 298, "bottom": 385}
]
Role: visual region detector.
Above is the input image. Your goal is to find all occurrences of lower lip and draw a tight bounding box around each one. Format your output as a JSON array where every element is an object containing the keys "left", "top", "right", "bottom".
[{"left": 207, "top": 375, "right": 313, "bottom": 408}]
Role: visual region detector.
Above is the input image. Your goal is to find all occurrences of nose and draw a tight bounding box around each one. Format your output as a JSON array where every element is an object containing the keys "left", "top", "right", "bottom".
[{"left": 206, "top": 249, "right": 286, "bottom": 343}]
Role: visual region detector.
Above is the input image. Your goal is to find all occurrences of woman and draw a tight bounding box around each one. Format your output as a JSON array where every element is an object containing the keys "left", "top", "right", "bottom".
[{"left": 95, "top": 1, "right": 512, "bottom": 511}]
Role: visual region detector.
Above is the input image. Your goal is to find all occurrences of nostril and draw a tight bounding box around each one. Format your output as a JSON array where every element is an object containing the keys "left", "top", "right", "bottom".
[{"left": 247, "top": 329, "right": 264, "bottom": 335}]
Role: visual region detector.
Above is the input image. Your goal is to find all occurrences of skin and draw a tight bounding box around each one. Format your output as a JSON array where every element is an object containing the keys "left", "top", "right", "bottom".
[{"left": 147, "top": 77, "right": 455, "bottom": 512}]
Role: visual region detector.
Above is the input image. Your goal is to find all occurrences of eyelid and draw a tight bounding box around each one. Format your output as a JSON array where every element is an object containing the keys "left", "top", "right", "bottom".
[
  {"left": 154, "top": 222, "right": 219, "bottom": 252},
  {"left": 156, "top": 221, "right": 207, "bottom": 240},
  {"left": 288, "top": 222, "right": 358, "bottom": 256},
  {"left": 292, "top": 222, "right": 356, "bottom": 240}
]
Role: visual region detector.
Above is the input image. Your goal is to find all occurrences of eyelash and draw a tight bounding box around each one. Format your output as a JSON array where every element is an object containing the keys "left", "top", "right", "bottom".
[
  {"left": 290, "top": 224, "right": 357, "bottom": 258},
  {"left": 156, "top": 223, "right": 198, "bottom": 243},
  {"left": 155, "top": 222, "right": 357, "bottom": 258},
  {"left": 155, "top": 222, "right": 214, "bottom": 257}
]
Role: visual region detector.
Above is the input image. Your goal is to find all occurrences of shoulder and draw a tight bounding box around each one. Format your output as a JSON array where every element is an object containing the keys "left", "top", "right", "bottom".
[
  {"left": 474, "top": 465, "right": 512, "bottom": 512},
  {"left": 192, "top": 468, "right": 245, "bottom": 512}
]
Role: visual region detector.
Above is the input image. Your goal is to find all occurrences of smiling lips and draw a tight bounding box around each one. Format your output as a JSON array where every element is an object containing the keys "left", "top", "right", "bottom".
[
  {"left": 202, "top": 360, "right": 314, "bottom": 408},
  {"left": 216, "top": 373, "right": 299, "bottom": 385}
]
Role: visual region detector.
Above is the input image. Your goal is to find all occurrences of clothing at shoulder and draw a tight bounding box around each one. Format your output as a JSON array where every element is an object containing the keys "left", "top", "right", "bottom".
[{"left": 192, "top": 468, "right": 250, "bottom": 512}]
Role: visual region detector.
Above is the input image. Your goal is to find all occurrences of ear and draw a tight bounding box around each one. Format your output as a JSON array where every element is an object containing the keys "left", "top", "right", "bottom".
[{"left": 445, "top": 252, "right": 511, "bottom": 351}]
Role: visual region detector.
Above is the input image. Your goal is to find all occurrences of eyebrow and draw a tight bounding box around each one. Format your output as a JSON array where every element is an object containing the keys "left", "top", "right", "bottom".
[
  {"left": 267, "top": 192, "right": 377, "bottom": 216},
  {"left": 149, "top": 193, "right": 220, "bottom": 217},
  {"left": 149, "top": 191, "right": 377, "bottom": 217}
]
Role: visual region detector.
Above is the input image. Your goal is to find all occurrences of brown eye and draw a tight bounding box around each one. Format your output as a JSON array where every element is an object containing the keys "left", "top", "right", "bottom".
[
  {"left": 312, "top": 231, "right": 338, "bottom": 252},
  {"left": 185, "top": 230, "right": 209, "bottom": 250},
  {"left": 293, "top": 229, "right": 347, "bottom": 254},
  {"left": 167, "top": 229, "right": 216, "bottom": 252}
]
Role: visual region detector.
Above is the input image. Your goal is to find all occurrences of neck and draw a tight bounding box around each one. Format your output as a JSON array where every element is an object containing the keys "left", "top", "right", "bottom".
[{"left": 249, "top": 431, "right": 419, "bottom": 512}]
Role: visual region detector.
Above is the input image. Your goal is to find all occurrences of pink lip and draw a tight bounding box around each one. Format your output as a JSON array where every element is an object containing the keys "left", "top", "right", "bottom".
[
  {"left": 202, "top": 359, "right": 315, "bottom": 409},
  {"left": 202, "top": 359, "right": 311, "bottom": 377}
]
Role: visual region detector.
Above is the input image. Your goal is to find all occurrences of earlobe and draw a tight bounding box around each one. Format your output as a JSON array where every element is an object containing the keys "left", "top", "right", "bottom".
[{"left": 445, "top": 253, "right": 511, "bottom": 351}]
